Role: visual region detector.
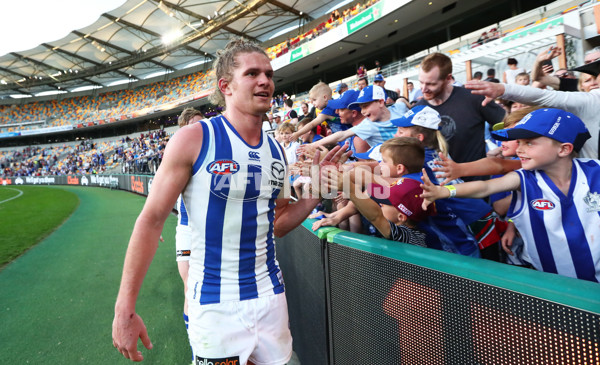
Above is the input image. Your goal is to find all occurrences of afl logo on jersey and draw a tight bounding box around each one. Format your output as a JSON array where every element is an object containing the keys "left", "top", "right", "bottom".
[
  {"left": 530, "top": 199, "right": 555, "bottom": 211},
  {"left": 207, "top": 160, "right": 240, "bottom": 175}
]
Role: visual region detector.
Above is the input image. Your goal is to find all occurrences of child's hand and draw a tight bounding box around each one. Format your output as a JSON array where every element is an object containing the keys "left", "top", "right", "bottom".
[
  {"left": 501, "top": 221, "right": 517, "bottom": 256},
  {"left": 420, "top": 168, "right": 448, "bottom": 210},
  {"left": 431, "top": 152, "right": 459, "bottom": 186}
]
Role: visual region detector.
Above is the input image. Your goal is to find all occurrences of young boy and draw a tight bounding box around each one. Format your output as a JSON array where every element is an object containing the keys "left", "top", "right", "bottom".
[
  {"left": 321, "top": 137, "right": 434, "bottom": 246},
  {"left": 515, "top": 72, "right": 530, "bottom": 86},
  {"left": 318, "top": 137, "right": 480, "bottom": 256},
  {"left": 291, "top": 82, "right": 348, "bottom": 140},
  {"left": 421, "top": 108, "right": 599, "bottom": 282},
  {"left": 306, "top": 85, "right": 401, "bottom": 149}
]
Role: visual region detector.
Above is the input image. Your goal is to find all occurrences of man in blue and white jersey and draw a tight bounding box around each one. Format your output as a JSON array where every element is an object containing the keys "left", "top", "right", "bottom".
[{"left": 113, "top": 38, "right": 328, "bottom": 364}]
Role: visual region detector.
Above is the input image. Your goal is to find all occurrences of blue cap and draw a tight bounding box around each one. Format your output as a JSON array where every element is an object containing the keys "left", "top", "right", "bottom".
[
  {"left": 327, "top": 89, "right": 361, "bottom": 111},
  {"left": 491, "top": 108, "right": 590, "bottom": 152},
  {"left": 391, "top": 105, "right": 441, "bottom": 130},
  {"left": 374, "top": 74, "right": 384, "bottom": 82},
  {"left": 335, "top": 82, "right": 348, "bottom": 93},
  {"left": 353, "top": 143, "right": 383, "bottom": 161},
  {"left": 348, "top": 85, "right": 386, "bottom": 107}
]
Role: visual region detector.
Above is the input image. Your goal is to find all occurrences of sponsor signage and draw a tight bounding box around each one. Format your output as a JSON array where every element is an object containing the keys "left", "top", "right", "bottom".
[
  {"left": 290, "top": 46, "right": 310, "bottom": 62},
  {"left": 130, "top": 176, "right": 145, "bottom": 194},
  {"left": 346, "top": 2, "right": 383, "bottom": 34}
]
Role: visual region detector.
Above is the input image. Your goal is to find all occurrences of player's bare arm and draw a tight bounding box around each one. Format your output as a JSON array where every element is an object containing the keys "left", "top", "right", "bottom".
[{"left": 112, "top": 124, "right": 203, "bottom": 362}]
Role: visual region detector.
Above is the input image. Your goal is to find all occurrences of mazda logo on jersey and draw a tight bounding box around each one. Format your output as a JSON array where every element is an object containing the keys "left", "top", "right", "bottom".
[
  {"left": 207, "top": 160, "right": 240, "bottom": 175},
  {"left": 530, "top": 199, "right": 555, "bottom": 211},
  {"left": 248, "top": 151, "right": 260, "bottom": 160},
  {"left": 271, "top": 161, "right": 285, "bottom": 180}
]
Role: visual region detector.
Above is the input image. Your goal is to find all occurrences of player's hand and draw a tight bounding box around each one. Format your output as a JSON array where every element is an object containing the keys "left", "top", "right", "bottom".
[
  {"left": 112, "top": 311, "right": 153, "bottom": 362},
  {"left": 464, "top": 80, "right": 505, "bottom": 106},
  {"left": 430, "top": 152, "right": 460, "bottom": 186}
]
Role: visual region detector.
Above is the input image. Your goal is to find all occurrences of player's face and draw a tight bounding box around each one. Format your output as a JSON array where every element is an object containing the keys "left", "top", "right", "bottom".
[
  {"left": 418, "top": 67, "right": 448, "bottom": 100},
  {"left": 360, "top": 100, "right": 384, "bottom": 121},
  {"left": 516, "top": 137, "right": 561, "bottom": 170},
  {"left": 501, "top": 139, "right": 518, "bottom": 157},
  {"left": 223, "top": 52, "right": 274, "bottom": 116}
]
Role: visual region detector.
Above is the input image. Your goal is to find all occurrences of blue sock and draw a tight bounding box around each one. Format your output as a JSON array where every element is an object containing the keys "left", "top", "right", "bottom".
[{"left": 183, "top": 312, "right": 189, "bottom": 330}]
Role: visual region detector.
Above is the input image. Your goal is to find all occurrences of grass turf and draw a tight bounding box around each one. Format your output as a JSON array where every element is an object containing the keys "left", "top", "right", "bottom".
[
  {"left": 0, "top": 185, "right": 79, "bottom": 268},
  {"left": 0, "top": 186, "right": 187, "bottom": 364}
]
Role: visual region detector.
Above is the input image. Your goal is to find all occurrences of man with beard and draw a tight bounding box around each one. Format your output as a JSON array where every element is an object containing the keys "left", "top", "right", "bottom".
[{"left": 416, "top": 53, "right": 505, "bottom": 175}]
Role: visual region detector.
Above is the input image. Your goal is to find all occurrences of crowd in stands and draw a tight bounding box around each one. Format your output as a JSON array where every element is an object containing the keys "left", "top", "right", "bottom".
[
  {"left": 0, "top": 70, "right": 211, "bottom": 133},
  {"left": 0, "top": 128, "right": 171, "bottom": 177},
  {"left": 265, "top": 0, "right": 381, "bottom": 60}
]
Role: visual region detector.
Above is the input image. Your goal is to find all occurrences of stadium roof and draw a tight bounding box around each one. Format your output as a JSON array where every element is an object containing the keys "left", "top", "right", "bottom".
[{"left": 0, "top": 0, "right": 346, "bottom": 99}]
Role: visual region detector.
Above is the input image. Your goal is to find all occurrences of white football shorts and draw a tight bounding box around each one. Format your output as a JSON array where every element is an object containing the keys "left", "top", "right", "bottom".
[{"left": 188, "top": 293, "right": 293, "bottom": 365}]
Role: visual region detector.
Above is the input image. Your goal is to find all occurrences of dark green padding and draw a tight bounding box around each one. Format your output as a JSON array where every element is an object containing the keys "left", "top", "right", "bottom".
[{"left": 326, "top": 229, "right": 600, "bottom": 314}]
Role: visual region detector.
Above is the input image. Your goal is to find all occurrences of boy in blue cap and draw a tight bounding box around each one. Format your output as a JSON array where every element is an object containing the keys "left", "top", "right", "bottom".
[
  {"left": 302, "top": 85, "right": 402, "bottom": 150},
  {"left": 421, "top": 108, "right": 600, "bottom": 282}
]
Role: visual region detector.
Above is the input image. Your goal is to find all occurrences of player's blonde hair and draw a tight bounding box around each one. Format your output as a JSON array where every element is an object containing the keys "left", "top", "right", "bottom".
[{"left": 210, "top": 37, "right": 269, "bottom": 106}]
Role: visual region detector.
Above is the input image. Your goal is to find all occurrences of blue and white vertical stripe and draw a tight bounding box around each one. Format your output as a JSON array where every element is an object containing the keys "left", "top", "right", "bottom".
[
  {"left": 508, "top": 159, "right": 600, "bottom": 282},
  {"left": 183, "top": 115, "right": 287, "bottom": 304}
]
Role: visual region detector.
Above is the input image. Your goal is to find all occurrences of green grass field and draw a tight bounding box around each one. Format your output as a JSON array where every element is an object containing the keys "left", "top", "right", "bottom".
[{"left": 0, "top": 185, "right": 187, "bottom": 364}]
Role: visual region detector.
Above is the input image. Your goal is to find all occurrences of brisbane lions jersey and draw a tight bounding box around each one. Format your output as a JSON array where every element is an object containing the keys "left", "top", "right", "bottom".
[{"left": 183, "top": 115, "right": 288, "bottom": 304}]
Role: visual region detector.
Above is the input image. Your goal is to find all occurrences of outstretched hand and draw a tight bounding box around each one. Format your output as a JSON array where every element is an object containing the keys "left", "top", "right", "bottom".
[
  {"left": 431, "top": 152, "right": 460, "bottom": 186},
  {"left": 420, "top": 168, "right": 448, "bottom": 211},
  {"left": 536, "top": 45, "right": 561, "bottom": 63},
  {"left": 464, "top": 80, "right": 505, "bottom": 106}
]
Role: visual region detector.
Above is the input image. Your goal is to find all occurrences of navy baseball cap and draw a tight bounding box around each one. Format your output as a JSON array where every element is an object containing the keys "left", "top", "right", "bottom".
[
  {"left": 367, "top": 178, "right": 435, "bottom": 222},
  {"left": 353, "top": 143, "right": 383, "bottom": 161},
  {"left": 348, "top": 85, "right": 386, "bottom": 107},
  {"left": 491, "top": 108, "right": 590, "bottom": 152},
  {"left": 391, "top": 105, "right": 441, "bottom": 129},
  {"left": 374, "top": 74, "right": 384, "bottom": 82},
  {"left": 327, "top": 89, "right": 361, "bottom": 111}
]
